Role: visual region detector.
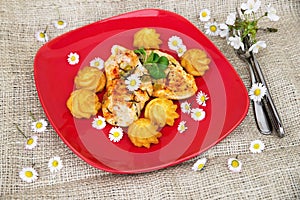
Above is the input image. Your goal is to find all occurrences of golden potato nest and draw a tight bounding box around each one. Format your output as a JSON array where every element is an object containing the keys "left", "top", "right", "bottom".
[
  {"left": 127, "top": 118, "right": 162, "bottom": 148},
  {"left": 74, "top": 66, "right": 106, "bottom": 92},
  {"left": 180, "top": 49, "right": 211, "bottom": 76},
  {"left": 144, "top": 98, "right": 179, "bottom": 127},
  {"left": 133, "top": 28, "right": 162, "bottom": 49},
  {"left": 66, "top": 89, "right": 101, "bottom": 119}
]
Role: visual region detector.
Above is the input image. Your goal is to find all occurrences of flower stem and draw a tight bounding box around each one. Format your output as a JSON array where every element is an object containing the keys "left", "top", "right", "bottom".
[
  {"left": 29, "top": 112, "right": 37, "bottom": 121},
  {"left": 14, "top": 123, "right": 27, "bottom": 138}
]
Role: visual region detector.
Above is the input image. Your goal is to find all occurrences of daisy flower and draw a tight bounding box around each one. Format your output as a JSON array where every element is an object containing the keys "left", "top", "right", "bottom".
[
  {"left": 196, "top": 91, "right": 209, "bottom": 106},
  {"left": 25, "top": 135, "right": 38, "bottom": 150},
  {"left": 48, "top": 156, "right": 63, "bottom": 173},
  {"left": 199, "top": 9, "right": 211, "bottom": 22},
  {"left": 249, "top": 83, "right": 267, "bottom": 102},
  {"left": 125, "top": 74, "right": 141, "bottom": 91},
  {"left": 191, "top": 108, "right": 206, "bottom": 121},
  {"left": 192, "top": 158, "right": 207, "bottom": 171},
  {"left": 35, "top": 30, "right": 49, "bottom": 42},
  {"left": 180, "top": 101, "right": 192, "bottom": 114},
  {"left": 177, "top": 121, "right": 188, "bottom": 133},
  {"left": 219, "top": 23, "right": 229, "bottom": 38},
  {"left": 31, "top": 119, "right": 48, "bottom": 133},
  {"left": 249, "top": 140, "right": 265, "bottom": 153},
  {"left": 176, "top": 44, "right": 187, "bottom": 57},
  {"left": 53, "top": 19, "right": 67, "bottom": 29},
  {"left": 249, "top": 41, "right": 266, "bottom": 53},
  {"left": 168, "top": 36, "right": 183, "bottom": 51},
  {"left": 266, "top": 4, "right": 280, "bottom": 22},
  {"left": 92, "top": 116, "right": 106, "bottom": 130},
  {"left": 108, "top": 127, "right": 124, "bottom": 142},
  {"left": 228, "top": 158, "right": 242, "bottom": 172},
  {"left": 67, "top": 52, "right": 80, "bottom": 65},
  {"left": 19, "top": 167, "right": 38, "bottom": 183},
  {"left": 90, "top": 57, "right": 104, "bottom": 70},
  {"left": 241, "top": 0, "right": 261, "bottom": 14},
  {"left": 228, "top": 35, "right": 244, "bottom": 50},
  {"left": 204, "top": 22, "right": 220, "bottom": 36},
  {"left": 226, "top": 13, "right": 236, "bottom": 26}
]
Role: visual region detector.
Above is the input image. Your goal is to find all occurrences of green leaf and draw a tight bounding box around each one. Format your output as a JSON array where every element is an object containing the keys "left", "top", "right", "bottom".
[
  {"left": 145, "top": 63, "right": 167, "bottom": 79},
  {"left": 152, "top": 53, "right": 160, "bottom": 63},
  {"left": 146, "top": 51, "right": 155, "bottom": 63},
  {"left": 157, "top": 56, "right": 169, "bottom": 66}
]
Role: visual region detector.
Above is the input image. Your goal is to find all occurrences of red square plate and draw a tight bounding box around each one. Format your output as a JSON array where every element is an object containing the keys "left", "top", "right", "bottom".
[{"left": 34, "top": 9, "right": 249, "bottom": 174}]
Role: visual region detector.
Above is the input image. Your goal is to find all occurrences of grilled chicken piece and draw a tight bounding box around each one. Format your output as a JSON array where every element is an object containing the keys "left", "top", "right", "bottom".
[{"left": 102, "top": 46, "right": 153, "bottom": 127}]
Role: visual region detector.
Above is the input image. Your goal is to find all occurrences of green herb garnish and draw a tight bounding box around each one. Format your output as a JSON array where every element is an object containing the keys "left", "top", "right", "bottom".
[{"left": 134, "top": 48, "right": 169, "bottom": 80}]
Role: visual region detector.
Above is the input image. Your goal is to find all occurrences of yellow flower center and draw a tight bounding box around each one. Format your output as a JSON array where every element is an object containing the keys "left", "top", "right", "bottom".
[
  {"left": 201, "top": 11, "right": 207, "bottom": 17},
  {"left": 210, "top": 25, "right": 217, "bottom": 32},
  {"left": 96, "top": 120, "right": 103, "bottom": 126},
  {"left": 200, "top": 96, "right": 206, "bottom": 102},
  {"left": 172, "top": 40, "right": 178, "bottom": 46},
  {"left": 113, "top": 132, "right": 120, "bottom": 138},
  {"left": 25, "top": 171, "right": 33, "bottom": 178},
  {"left": 253, "top": 143, "right": 260, "bottom": 149},
  {"left": 94, "top": 61, "right": 100, "bottom": 66},
  {"left": 39, "top": 32, "right": 45, "bottom": 38},
  {"left": 197, "top": 164, "right": 204, "bottom": 170},
  {"left": 254, "top": 89, "right": 261, "bottom": 96},
  {"left": 195, "top": 112, "right": 202, "bottom": 117},
  {"left": 27, "top": 138, "right": 34, "bottom": 145},
  {"left": 178, "top": 48, "right": 183, "bottom": 53},
  {"left": 71, "top": 56, "right": 76, "bottom": 61},
  {"left": 58, "top": 20, "right": 64, "bottom": 25},
  {"left": 36, "top": 122, "right": 43, "bottom": 129},
  {"left": 185, "top": 105, "right": 190, "bottom": 110},
  {"left": 52, "top": 160, "right": 59, "bottom": 167},
  {"left": 231, "top": 160, "right": 239, "bottom": 168},
  {"left": 130, "top": 80, "right": 136, "bottom": 86}
]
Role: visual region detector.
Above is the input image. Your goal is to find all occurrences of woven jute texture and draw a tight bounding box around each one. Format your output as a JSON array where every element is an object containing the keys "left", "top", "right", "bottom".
[{"left": 1, "top": 0, "right": 300, "bottom": 199}]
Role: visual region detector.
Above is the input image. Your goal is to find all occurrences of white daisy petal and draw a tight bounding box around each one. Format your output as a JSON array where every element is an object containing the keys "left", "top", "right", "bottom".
[
  {"left": 109, "top": 127, "right": 124, "bottom": 142},
  {"left": 90, "top": 57, "right": 104, "bottom": 70},
  {"left": 192, "top": 158, "right": 207, "bottom": 171},
  {"left": 125, "top": 74, "right": 141, "bottom": 91},
  {"left": 228, "top": 158, "right": 242, "bottom": 172},
  {"left": 35, "top": 30, "right": 49, "bottom": 42},
  {"left": 168, "top": 36, "right": 183, "bottom": 51},
  {"left": 177, "top": 121, "right": 188, "bottom": 133},
  {"left": 199, "top": 9, "right": 211, "bottom": 22},
  {"left": 48, "top": 156, "right": 63, "bottom": 173},
  {"left": 67, "top": 52, "right": 80, "bottom": 65},
  {"left": 249, "top": 83, "right": 267, "bottom": 102},
  {"left": 249, "top": 140, "right": 265, "bottom": 153},
  {"left": 191, "top": 108, "right": 206, "bottom": 121},
  {"left": 19, "top": 167, "right": 39, "bottom": 183},
  {"left": 53, "top": 19, "right": 67, "bottom": 29},
  {"left": 25, "top": 135, "right": 38, "bottom": 150},
  {"left": 92, "top": 116, "right": 106, "bottom": 130},
  {"left": 249, "top": 41, "right": 266, "bottom": 54},
  {"left": 196, "top": 91, "right": 209, "bottom": 106},
  {"left": 204, "top": 22, "right": 220, "bottom": 37},
  {"left": 31, "top": 119, "right": 48, "bottom": 133},
  {"left": 266, "top": 4, "right": 280, "bottom": 21},
  {"left": 177, "top": 44, "right": 187, "bottom": 57},
  {"left": 180, "top": 101, "right": 192, "bottom": 114}
]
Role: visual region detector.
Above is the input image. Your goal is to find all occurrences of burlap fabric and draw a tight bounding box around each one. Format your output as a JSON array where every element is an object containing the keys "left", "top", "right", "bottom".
[{"left": 1, "top": 0, "right": 299, "bottom": 199}]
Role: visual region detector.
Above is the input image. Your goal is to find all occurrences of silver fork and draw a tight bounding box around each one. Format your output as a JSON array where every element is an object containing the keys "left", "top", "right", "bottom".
[{"left": 235, "top": 47, "right": 272, "bottom": 134}]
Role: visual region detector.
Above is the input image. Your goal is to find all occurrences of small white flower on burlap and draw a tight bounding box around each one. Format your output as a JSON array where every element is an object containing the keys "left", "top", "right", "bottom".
[
  {"left": 191, "top": 108, "right": 206, "bottom": 121},
  {"left": 109, "top": 127, "right": 124, "bottom": 142},
  {"left": 192, "top": 158, "right": 207, "bottom": 171},
  {"left": 266, "top": 4, "right": 280, "bottom": 22},
  {"left": 125, "top": 74, "right": 141, "bottom": 92},
  {"left": 249, "top": 41, "right": 267, "bottom": 53},
  {"left": 92, "top": 116, "right": 106, "bottom": 130},
  {"left": 177, "top": 121, "right": 188, "bottom": 133},
  {"left": 226, "top": 13, "right": 236, "bottom": 26},
  {"left": 228, "top": 35, "right": 244, "bottom": 50},
  {"left": 249, "top": 83, "right": 266, "bottom": 102},
  {"left": 48, "top": 156, "right": 63, "bottom": 173},
  {"left": 204, "top": 22, "right": 220, "bottom": 37},
  {"left": 249, "top": 140, "right": 265, "bottom": 153},
  {"left": 53, "top": 19, "right": 67, "bottom": 29},
  {"left": 219, "top": 23, "right": 229, "bottom": 38},
  {"left": 35, "top": 30, "right": 49, "bottom": 42},
  {"left": 196, "top": 91, "right": 209, "bottom": 106},
  {"left": 180, "top": 101, "right": 192, "bottom": 114},
  {"left": 25, "top": 135, "right": 38, "bottom": 150},
  {"left": 228, "top": 158, "right": 242, "bottom": 172},
  {"left": 19, "top": 167, "right": 39, "bottom": 183},
  {"left": 90, "top": 57, "right": 104, "bottom": 70},
  {"left": 168, "top": 36, "right": 183, "bottom": 51},
  {"left": 31, "top": 119, "right": 48, "bottom": 133},
  {"left": 67, "top": 52, "right": 80, "bottom": 65},
  {"left": 241, "top": 0, "right": 261, "bottom": 14},
  {"left": 199, "top": 9, "right": 211, "bottom": 22}
]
